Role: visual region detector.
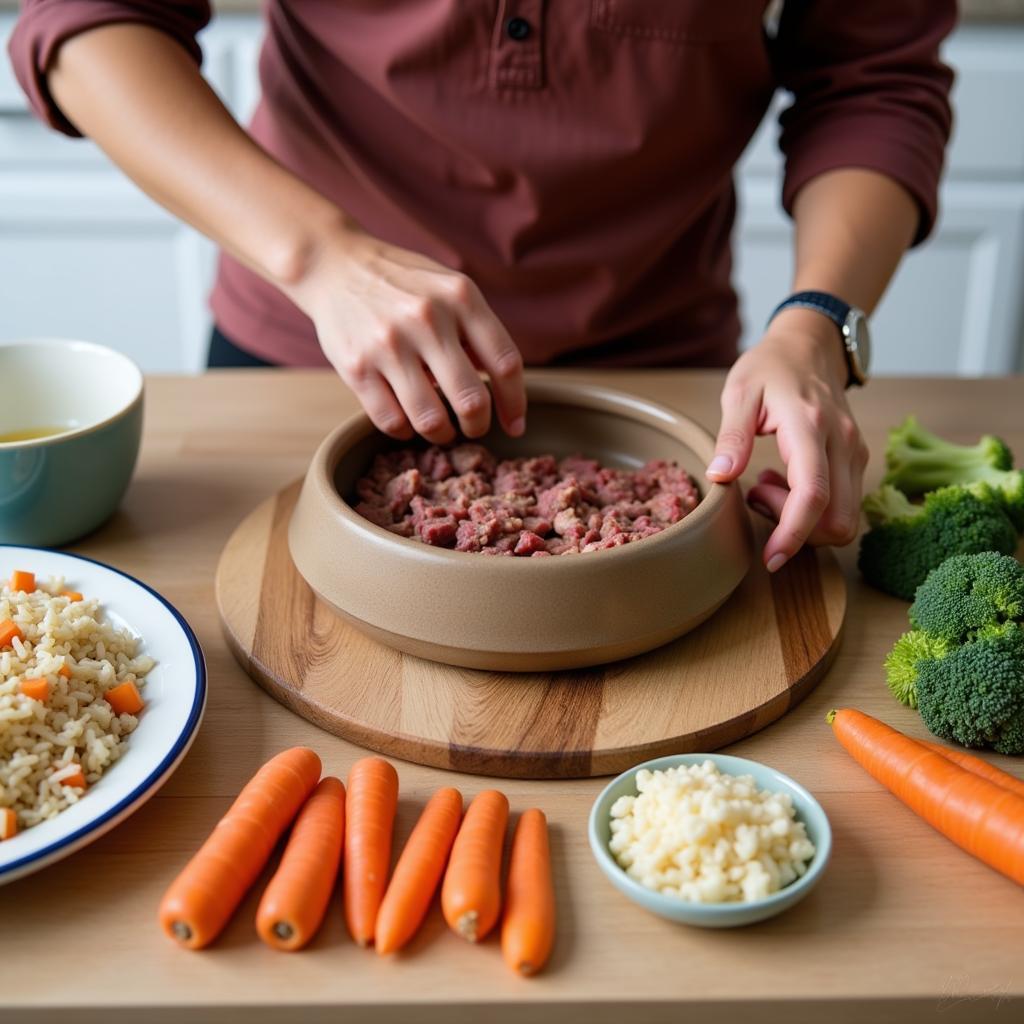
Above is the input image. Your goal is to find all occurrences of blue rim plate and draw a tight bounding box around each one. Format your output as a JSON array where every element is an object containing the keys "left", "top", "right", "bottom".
[{"left": 0, "top": 545, "right": 206, "bottom": 885}]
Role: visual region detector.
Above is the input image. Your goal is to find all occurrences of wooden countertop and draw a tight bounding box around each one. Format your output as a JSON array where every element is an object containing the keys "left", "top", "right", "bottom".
[{"left": 4, "top": 371, "right": 1023, "bottom": 1024}]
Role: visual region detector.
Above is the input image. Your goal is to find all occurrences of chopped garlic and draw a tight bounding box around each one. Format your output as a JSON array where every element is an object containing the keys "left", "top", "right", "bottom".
[{"left": 608, "top": 761, "right": 816, "bottom": 903}]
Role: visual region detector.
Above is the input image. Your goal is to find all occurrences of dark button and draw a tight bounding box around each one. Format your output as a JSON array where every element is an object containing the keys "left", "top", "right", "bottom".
[{"left": 506, "top": 16, "right": 532, "bottom": 41}]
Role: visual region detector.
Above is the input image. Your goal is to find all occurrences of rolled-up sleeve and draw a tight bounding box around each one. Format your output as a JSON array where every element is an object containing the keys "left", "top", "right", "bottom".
[
  {"left": 8, "top": 0, "right": 211, "bottom": 137},
  {"left": 772, "top": 0, "right": 956, "bottom": 245}
]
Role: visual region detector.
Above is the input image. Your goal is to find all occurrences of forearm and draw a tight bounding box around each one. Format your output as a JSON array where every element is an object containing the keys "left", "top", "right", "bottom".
[
  {"left": 48, "top": 22, "right": 343, "bottom": 288},
  {"left": 789, "top": 167, "right": 919, "bottom": 315}
]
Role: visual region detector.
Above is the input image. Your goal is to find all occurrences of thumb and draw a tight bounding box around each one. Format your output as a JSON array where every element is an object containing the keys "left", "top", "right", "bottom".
[{"left": 708, "top": 390, "right": 759, "bottom": 482}]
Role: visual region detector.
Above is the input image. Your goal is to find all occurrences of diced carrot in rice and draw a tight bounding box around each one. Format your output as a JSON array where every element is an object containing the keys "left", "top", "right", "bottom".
[
  {"left": 0, "top": 619, "right": 23, "bottom": 648},
  {"left": 9, "top": 570, "right": 35, "bottom": 593},
  {"left": 57, "top": 663, "right": 73, "bottom": 680},
  {"left": 0, "top": 808, "right": 17, "bottom": 840},
  {"left": 56, "top": 766, "right": 87, "bottom": 789},
  {"left": 60, "top": 590, "right": 83, "bottom": 602},
  {"left": 105, "top": 680, "right": 145, "bottom": 716},
  {"left": 19, "top": 678, "right": 50, "bottom": 702}
]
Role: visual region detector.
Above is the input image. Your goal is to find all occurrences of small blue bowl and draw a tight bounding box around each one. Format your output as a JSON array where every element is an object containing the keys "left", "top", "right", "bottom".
[
  {"left": 588, "top": 753, "right": 832, "bottom": 928},
  {"left": 0, "top": 339, "right": 143, "bottom": 547}
]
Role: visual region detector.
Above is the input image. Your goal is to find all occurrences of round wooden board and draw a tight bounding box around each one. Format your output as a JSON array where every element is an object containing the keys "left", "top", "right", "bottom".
[{"left": 216, "top": 481, "right": 847, "bottom": 779}]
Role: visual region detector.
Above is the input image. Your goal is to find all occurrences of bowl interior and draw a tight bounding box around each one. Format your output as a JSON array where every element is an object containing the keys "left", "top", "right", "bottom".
[
  {"left": 333, "top": 385, "right": 713, "bottom": 515},
  {"left": 0, "top": 339, "right": 142, "bottom": 444},
  {"left": 589, "top": 753, "right": 832, "bottom": 916}
]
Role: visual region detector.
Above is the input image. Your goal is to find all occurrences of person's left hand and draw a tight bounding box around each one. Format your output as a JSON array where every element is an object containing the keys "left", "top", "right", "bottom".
[{"left": 705, "top": 307, "right": 871, "bottom": 572}]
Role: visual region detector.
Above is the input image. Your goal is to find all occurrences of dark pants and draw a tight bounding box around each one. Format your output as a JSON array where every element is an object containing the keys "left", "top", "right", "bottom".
[{"left": 207, "top": 327, "right": 277, "bottom": 368}]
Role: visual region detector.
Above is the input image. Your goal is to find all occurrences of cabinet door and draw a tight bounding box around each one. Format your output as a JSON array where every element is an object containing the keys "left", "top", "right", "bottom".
[{"left": 0, "top": 13, "right": 257, "bottom": 373}]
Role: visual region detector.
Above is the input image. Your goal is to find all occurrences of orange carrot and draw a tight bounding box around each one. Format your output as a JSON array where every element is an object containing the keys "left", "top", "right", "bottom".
[
  {"left": 0, "top": 808, "right": 17, "bottom": 840},
  {"left": 105, "top": 680, "right": 145, "bottom": 716},
  {"left": 159, "top": 746, "right": 321, "bottom": 949},
  {"left": 918, "top": 739, "right": 1024, "bottom": 800},
  {"left": 0, "top": 620, "right": 23, "bottom": 648},
  {"left": 256, "top": 776, "right": 346, "bottom": 951},
  {"left": 9, "top": 570, "right": 35, "bottom": 593},
  {"left": 60, "top": 590, "right": 83, "bottom": 602},
  {"left": 344, "top": 757, "right": 399, "bottom": 946},
  {"left": 501, "top": 809, "right": 555, "bottom": 976},
  {"left": 441, "top": 789, "right": 509, "bottom": 942},
  {"left": 19, "top": 678, "right": 50, "bottom": 702},
  {"left": 375, "top": 787, "right": 463, "bottom": 955},
  {"left": 828, "top": 709, "right": 1024, "bottom": 886},
  {"left": 57, "top": 663, "right": 72, "bottom": 680},
  {"left": 60, "top": 765, "right": 87, "bottom": 789}
]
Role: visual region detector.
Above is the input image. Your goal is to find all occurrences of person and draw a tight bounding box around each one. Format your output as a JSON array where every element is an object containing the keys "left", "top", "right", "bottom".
[{"left": 9, "top": 1, "right": 954, "bottom": 572}]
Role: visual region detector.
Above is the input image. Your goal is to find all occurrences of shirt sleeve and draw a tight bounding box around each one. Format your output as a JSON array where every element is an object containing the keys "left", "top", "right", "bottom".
[
  {"left": 7, "top": 0, "right": 212, "bottom": 137},
  {"left": 770, "top": 0, "right": 956, "bottom": 245}
]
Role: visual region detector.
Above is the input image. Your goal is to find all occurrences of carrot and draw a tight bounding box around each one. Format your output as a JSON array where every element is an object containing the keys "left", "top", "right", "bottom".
[
  {"left": 344, "top": 757, "right": 399, "bottom": 945},
  {"left": 159, "top": 746, "right": 321, "bottom": 949},
  {"left": 58, "top": 663, "right": 72, "bottom": 680},
  {"left": 0, "top": 620, "right": 23, "bottom": 648},
  {"left": 60, "top": 590, "right": 83, "bottom": 602},
  {"left": 9, "top": 570, "right": 35, "bottom": 593},
  {"left": 441, "top": 789, "right": 509, "bottom": 942},
  {"left": 918, "top": 739, "right": 1024, "bottom": 801},
  {"left": 105, "top": 680, "right": 145, "bottom": 716},
  {"left": 0, "top": 808, "right": 17, "bottom": 841},
  {"left": 60, "top": 765, "right": 87, "bottom": 789},
  {"left": 256, "top": 776, "right": 346, "bottom": 951},
  {"left": 375, "top": 787, "right": 463, "bottom": 955},
  {"left": 828, "top": 709, "right": 1024, "bottom": 886},
  {"left": 19, "top": 678, "right": 50, "bottom": 702},
  {"left": 501, "top": 809, "right": 555, "bottom": 976}
]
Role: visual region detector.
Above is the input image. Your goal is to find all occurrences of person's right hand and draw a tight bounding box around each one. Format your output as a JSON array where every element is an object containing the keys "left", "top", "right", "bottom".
[{"left": 286, "top": 224, "right": 526, "bottom": 444}]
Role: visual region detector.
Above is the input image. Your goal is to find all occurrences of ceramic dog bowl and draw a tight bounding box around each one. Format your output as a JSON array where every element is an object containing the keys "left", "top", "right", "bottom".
[
  {"left": 289, "top": 378, "right": 752, "bottom": 671},
  {"left": 0, "top": 339, "right": 143, "bottom": 547},
  {"left": 588, "top": 753, "right": 832, "bottom": 927}
]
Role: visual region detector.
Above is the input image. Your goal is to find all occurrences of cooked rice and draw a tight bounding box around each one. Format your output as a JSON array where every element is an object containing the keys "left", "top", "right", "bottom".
[{"left": 1, "top": 576, "right": 155, "bottom": 830}]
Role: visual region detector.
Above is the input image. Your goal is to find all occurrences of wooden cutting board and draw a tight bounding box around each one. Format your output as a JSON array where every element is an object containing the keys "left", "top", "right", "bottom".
[{"left": 216, "top": 480, "right": 846, "bottom": 779}]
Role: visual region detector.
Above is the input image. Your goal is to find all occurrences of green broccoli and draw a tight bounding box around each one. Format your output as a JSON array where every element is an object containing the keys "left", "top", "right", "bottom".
[
  {"left": 914, "top": 621, "right": 1024, "bottom": 755},
  {"left": 908, "top": 551, "right": 1024, "bottom": 641},
  {"left": 857, "top": 485, "right": 1018, "bottom": 600},
  {"left": 884, "top": 629, "right": 952, "bottom": 708},
  {"left": 881, "top": 416, "right": 1024, "bottom": 531}
]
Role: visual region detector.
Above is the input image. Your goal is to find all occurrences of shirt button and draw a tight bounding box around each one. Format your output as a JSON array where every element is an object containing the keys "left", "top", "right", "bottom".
[{"left": 506, "top": 16, "right": 532, "bottom": 41}]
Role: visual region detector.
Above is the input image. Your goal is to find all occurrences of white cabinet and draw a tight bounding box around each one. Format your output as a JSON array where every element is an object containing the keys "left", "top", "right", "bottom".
[{"left": 1, "top": 14, "right": 1023, "bottom": 375}]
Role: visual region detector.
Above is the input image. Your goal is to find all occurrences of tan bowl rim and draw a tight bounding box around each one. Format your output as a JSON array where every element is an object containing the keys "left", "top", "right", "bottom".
[{"left": 306, "top": 378, "right": 730, "bottom": 571}]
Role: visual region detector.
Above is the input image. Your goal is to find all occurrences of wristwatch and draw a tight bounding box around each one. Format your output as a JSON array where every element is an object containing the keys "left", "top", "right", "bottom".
[{"left": 767, "top": 290, "right": 871, "bottom": 388}]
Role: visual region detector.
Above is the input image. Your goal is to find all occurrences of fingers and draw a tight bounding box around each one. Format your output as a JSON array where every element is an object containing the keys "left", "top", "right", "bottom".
[
  {"left": 708, "top": 383, "right": 760, "bottom": 482},
  {"left": 762, "top": 425, "right": 830, "bottom": 572},
  {"left": 418, "top": 308, "right": 493, "bottom": 438},
  {"left": 458, "top": 286, "right": 526, "bottom": 437},
  {"left": 384, "top": 345, "right": 457, "bottom": 446}
]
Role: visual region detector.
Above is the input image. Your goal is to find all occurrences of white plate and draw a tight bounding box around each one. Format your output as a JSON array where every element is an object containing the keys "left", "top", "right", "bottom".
[{"left": 0, "top": 546, "right": 206, "bottom": 885}]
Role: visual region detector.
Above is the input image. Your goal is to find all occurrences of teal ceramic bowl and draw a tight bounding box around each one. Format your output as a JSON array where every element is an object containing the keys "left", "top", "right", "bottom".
[
  {"left": 588, "top": 753, "right": 832, "bottom": 928},
  {"left": 0, "top": 339, "right": 143, "bottom": 547}
]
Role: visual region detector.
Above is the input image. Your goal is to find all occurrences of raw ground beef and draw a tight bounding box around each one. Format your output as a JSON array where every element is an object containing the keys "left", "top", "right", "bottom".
[{"left": 354, "top": 444, "right": 700, "bottom": 557}]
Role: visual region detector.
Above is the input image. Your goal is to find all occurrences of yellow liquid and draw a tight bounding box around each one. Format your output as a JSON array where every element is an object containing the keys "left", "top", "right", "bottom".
[{"left": 0, "top": 426, "right": 72, "bottom": 443}]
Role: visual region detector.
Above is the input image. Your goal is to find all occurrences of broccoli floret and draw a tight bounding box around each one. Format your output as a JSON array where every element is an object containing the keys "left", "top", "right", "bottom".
[
  {"left": 858, "top": 485, "right": 1018, "bottom": 600},
  {"left": 884, "top": 629, "right": 952, "bottom": 708},
  {"left": 881, "top": 416, "right": 1023, "bottom": 531},
  {"left": 908, "top": 551, "right": 1024, "bottom": 642},
  {"left": 915, "top": 621, "right": 1024, "bottom": 754}
]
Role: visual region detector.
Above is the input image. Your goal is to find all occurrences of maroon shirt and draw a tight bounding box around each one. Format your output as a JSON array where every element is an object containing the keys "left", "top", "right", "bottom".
[{"left": 10, "top": 1, "right": 955, "bottom": 368}]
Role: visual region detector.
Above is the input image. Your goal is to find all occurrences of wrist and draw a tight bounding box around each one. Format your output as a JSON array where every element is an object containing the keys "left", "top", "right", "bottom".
[
  {"left": 762, "top": 307, "right": 849, "bottom": 390},
  {"left": 266, "top": 205, "right": 360, "bottom": 305}
]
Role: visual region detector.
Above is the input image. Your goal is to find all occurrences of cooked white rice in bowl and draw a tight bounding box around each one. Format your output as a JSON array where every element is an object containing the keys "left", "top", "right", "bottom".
[{"left": 0, "top": 575, "right": 155, "bottom": 832}]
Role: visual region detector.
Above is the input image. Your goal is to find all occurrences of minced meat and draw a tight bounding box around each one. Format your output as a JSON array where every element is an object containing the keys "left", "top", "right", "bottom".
[{"left": 353, "top": 444, "right": 700, "bottom": 556}]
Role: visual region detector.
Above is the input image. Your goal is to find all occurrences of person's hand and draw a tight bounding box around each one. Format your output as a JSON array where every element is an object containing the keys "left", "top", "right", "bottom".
[
  {"left": 286, "top": 224, "right": 526, "bottom": 444},
  {"left": 706, "top": 307, "right": 870, "bottom": 571}
]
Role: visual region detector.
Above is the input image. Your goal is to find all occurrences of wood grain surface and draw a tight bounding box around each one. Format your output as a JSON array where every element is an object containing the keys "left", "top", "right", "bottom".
[
  {"left": 216, "top": 478, "right": 846, "bottom": 778},
  {"left": 2, "top": 371, "right": 1023, "bottom": 1024}
]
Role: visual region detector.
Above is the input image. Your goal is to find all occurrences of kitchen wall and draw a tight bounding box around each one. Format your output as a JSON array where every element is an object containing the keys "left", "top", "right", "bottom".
[{"left": 1, "top": 8, "right": 1023, "bottom": 376}]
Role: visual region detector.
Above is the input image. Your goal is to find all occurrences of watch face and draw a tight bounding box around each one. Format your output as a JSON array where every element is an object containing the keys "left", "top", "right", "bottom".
[{"left": 843, "top": 309, "right": 870, "bottom": 384}]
